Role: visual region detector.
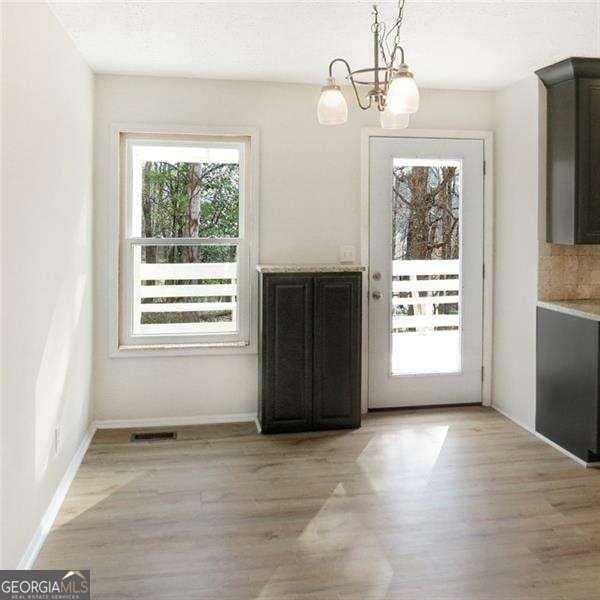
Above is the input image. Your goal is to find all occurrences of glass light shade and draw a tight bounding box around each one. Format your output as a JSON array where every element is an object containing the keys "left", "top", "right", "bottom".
[
  {"left": 380, "top": 107, "right": 409, "bottom": 129},
  {"left": 317, "top": 81, "right": 348, "bottom": 125},
  {"left": 386, "top": 71, "right": 420, "bottom": 115}
]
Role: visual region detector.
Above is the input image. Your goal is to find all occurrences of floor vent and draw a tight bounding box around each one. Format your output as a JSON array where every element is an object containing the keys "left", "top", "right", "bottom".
[{"left": 130, "top": 431, "right": 177, "bottom": 442}]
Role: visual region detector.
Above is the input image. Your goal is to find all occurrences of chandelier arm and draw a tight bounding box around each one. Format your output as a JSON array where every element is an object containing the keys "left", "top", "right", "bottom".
[
  {"left": 328, "top": 58, "right": 373, "bottom": 111},
  {"left": 378, "top": 22, "right": 388, "bottom": 66},
  {"left": 379, "top": 42, "right": 389, "bottom": 68},
  {"left": 390, "top": 44, "right": 405, "bottom": 68}
]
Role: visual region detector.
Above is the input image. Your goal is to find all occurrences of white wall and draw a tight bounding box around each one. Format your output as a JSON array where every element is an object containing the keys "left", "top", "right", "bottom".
[
  {"left": 492, "top": 75, "right": 543, "bottom": 430},
  {"left": 94, "top": 75, "right": 495, "bottom": 422},
  {"left": 1, "top": 2, "right": 94, "bottom": 568}
]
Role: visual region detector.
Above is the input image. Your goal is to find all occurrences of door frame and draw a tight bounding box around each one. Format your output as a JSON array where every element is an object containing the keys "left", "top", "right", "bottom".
[{"left": 360, "top": 128, "right": 494, "bottom": 412}]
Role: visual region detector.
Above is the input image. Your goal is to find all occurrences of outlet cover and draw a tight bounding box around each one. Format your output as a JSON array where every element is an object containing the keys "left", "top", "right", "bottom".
[{"left": 53, "top": 426, "right": 60, "bottom": 456}]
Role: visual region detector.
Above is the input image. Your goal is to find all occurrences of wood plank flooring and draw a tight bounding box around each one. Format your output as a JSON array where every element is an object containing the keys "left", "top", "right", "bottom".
[{"left": 35, "top": 407, "right": 600, "bottom": 599}]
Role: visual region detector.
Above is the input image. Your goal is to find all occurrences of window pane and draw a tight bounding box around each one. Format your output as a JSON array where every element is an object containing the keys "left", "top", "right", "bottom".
[
  {"left": 391, "top": 159, "right": 461, "bottom": 375},
  {"left": 132, "top": 144, "right": 240, "bottom": 238},
  {"left": 133, "top": 244, "right": 238, "bottom": 335}
]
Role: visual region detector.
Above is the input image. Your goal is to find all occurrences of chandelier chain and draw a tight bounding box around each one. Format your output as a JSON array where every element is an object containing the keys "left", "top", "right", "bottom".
[
  {"left": 385, "top": 0, "right": 405, "bottom": 68},
  {"left": 394, "top": 0, "right": 405, "bottom": 50}
]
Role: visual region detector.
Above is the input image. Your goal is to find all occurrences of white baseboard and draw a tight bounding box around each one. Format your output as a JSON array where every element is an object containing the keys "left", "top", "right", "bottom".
[
  {"left": 492, "top": 405, "right": 599, "bottom": 469},
  {"left": 94, "top": 412, "right": 257, "bottom": 429},
  {"left": 491, "top": 405, "right": 534, "bottom": 433},
  {"left": 18, "top": 423, "right": 97, "bottom": 569},
  {"left": 533, "top": 430, "right": 600, "bottom": 468}
]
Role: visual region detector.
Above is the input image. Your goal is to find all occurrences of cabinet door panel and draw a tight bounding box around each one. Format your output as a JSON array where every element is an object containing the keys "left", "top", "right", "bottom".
[
  {"left": 261, "top": 275, "right": 313, "bottom": 432},
  {"left": 536, "top": 307, "right": 600, "bottom": 461},
  {"left": 578, "top": 79, "right": 600, "bottom": 243},
  {"left": 313, "top": 274, "right": 361, "bottom": 429},
  {"left": 547, "top": 79, "right": 577, "bottom": 244}
]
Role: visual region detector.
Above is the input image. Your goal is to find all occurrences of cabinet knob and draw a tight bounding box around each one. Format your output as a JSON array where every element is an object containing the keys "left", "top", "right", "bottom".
[{"left": 372, "top": 290, "right": 382, "bottom": 300}]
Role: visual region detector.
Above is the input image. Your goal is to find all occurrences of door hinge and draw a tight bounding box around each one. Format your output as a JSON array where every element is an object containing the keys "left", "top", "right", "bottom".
[
  {"left": 483, "top": 160, "right": 486, "bottom": 176},
  {"left": 481, "top": 366, "right": 485, "bottom": 381},
  {"left": 482, "top": 263, "right": 485, "bottom": 279}
]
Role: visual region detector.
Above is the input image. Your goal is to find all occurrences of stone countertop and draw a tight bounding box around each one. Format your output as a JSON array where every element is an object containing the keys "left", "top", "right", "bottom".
[
  {"left": 537, "top": 299, "right": 600, "bottom": 322},
  {"left": 256, "top": 264, "right": 366, "bottom": 273}
]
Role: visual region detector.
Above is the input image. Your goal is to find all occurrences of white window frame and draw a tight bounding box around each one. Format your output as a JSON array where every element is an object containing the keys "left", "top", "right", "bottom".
[{"left": 108, "top": 124, "right": 259, "bottom": 357}]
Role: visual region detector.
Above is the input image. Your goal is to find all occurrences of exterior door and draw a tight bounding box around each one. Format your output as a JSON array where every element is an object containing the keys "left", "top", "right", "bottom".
[{"left": 368, "top": 136, "right": 484, "bottom": 408}]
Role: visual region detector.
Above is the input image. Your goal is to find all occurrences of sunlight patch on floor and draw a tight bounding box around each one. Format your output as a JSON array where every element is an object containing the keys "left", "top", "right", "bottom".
[
  {"left": 356, "top": 426, "right": 449, "bottom": 492},
  {"left": 52, "top": 469, "right": 143, "bottom": 530},
  {"left": 256, "top": 481, "right": 393, "bottom": 600}
]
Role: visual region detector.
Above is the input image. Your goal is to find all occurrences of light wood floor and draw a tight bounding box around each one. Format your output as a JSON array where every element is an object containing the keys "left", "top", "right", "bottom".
[{"left": 35, "top": 407, "right": 600, "bottom": 599}]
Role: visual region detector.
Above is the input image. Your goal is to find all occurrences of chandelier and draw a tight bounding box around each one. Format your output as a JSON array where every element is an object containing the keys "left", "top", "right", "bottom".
[{"left": 317, "top": 1, "right": 419, "bottom": 129}]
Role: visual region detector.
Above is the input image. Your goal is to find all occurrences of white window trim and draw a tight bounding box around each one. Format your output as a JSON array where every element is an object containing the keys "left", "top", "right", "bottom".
[
  {"left": 108, "top": 123, "right": 259, "bottom": 358},
  {"left": 122, "top": 137, "right": 249, "bottom": 347}
]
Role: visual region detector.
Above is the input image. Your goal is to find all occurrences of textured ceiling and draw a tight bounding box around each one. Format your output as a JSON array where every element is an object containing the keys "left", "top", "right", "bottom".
[{"left": 48, "top": 1, "right": 600, "bottom": 90}]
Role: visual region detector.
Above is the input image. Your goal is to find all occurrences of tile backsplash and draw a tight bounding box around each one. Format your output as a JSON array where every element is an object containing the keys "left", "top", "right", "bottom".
[{"left": 539, "top": 242, "right": 600, "bottom": 301}]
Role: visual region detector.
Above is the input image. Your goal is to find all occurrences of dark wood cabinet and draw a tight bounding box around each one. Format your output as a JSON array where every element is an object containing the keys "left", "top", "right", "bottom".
[
  {"left": 312, "top": 275, "right": 362, "bottom": 430},
  {"left": 260, "top": 274, "right": 313, "bottom": 432},
  {"left": 258, "top": 270, "right": 362, "bottom": 433},
  {"left": 536, "top": 57, "right": 600, "bottom": 244},
  {"left": 536, "top": 307, "right": 600, "bottom": 462}
]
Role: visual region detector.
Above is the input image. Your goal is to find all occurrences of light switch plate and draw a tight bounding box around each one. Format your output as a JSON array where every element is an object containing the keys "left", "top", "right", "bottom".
[{"left": 339, "top": 245, "right": 356, "bottom": 264}]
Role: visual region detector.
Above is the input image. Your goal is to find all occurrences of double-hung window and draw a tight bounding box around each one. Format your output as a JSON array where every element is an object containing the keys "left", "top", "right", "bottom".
[{"left": 117, "top": 131, "right": 257, "bottom": 352}]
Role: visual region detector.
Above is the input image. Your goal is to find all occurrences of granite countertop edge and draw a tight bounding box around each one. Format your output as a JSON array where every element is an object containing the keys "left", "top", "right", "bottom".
[
  {"left": 537, "top": 299, "right": 600, "bottom": 322},
  {"left": 256, "top": 264, "right": 367, "bottom": 273}
]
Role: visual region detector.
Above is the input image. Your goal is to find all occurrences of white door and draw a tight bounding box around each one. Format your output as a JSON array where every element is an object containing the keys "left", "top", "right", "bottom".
[{"left": 368, "top": 136, "right": 484, "bottom": 408}]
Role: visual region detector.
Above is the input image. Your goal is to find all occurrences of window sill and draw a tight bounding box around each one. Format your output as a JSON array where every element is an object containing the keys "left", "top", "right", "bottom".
[{"left": 110, "top": 339, "right": 256, "bottom": 358}]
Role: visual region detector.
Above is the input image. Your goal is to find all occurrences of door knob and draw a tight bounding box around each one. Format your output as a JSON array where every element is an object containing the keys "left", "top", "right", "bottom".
[
  {"left": 372, "top": 291, "right": 382, "bottom": 300},
  {"left": 372, "top": 271, "right": 381, "bottom": 281}
]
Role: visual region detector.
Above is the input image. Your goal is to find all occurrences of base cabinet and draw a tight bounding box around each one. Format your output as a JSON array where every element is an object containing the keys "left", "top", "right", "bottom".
[
  {"left": 536, "top": 307, "right": 600, "bottom": 462},
  {"left": 258, "top": 271, "right": 362, "bottom": 433}
]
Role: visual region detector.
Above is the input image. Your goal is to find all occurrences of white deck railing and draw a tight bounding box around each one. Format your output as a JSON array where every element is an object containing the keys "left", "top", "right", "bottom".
[
  {"left": 134, "top": 261, "right": 237, "bottom": 333},
  {"left": 133, "top": 259, "right": 458, "bottom": 334},
  {"left": 392, "top": 259, "right": 459, "bottom": 332}
]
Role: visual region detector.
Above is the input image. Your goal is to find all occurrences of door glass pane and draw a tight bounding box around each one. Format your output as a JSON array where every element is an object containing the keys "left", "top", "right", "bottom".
[{"left": 391, "top": 158, "right": 461, "bottom": 375}]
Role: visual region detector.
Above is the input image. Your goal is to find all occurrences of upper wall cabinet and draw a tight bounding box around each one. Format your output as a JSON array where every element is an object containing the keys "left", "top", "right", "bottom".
[{"left": 537, "top": 57, "right": 600, "bottom": 244}]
